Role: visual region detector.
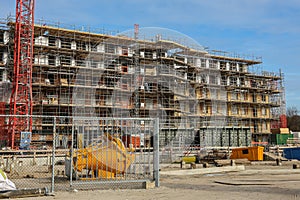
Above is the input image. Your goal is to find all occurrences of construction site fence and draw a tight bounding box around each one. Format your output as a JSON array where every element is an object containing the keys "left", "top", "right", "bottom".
[{"left": 0, "top": 115, "right": 160, "bottom": 193}]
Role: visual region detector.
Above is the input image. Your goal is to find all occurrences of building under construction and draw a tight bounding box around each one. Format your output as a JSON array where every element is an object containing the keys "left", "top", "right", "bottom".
[{"left": 0, "top": 19, "right": 286, "bottom": 149}]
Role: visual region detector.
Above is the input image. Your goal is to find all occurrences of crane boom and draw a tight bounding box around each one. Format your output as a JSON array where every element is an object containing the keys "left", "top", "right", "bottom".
[{"left": 8, "top": 0, "right": 35, "bottom": 149}]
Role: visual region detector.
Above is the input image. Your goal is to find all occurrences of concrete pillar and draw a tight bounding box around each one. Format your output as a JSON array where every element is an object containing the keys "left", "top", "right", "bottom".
[
  {"left": 226, "top": 62, "right": 230, "bottom": 70},
  {"left": 55, "top": 39, "right": 61, "bottom": 48},
  {"left": 71, "top": 57, "right": 76, "bottom": 66},
  {"left": 55, "top": 56, "right": 60, "bottom": 66},
  {"left": 3, "top": 31, "right": 9, "bottom": 44},
  {"left": 206, "top": 59, "right": 209, "bottom": 68},
  {"left": 206, "top": 75, "right": 210, "bottom": 84},
  {"left": 227, "top": 77, "right": 230, "bottom": 86},
  {"left": 217, "top": 61, "right": 220, "bottom": 69},
  {"left": 2, "top": 52, "right": 7, "bottom": 64}
]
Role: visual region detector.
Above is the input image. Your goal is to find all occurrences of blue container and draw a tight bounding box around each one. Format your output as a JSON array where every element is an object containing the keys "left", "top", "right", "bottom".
[{"left": 283, "top": 147, "right": 300, "bottom": 160}]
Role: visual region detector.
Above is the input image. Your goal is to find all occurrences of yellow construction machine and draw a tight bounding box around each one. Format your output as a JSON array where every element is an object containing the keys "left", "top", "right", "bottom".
[{"left": 65, "top": 133, "right": 135, "bottom": 180}]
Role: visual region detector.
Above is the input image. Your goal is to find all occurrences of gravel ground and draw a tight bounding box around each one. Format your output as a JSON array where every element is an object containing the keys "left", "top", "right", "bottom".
[{"left": 8, "top": 162, "right": 300, "bottom": 200}]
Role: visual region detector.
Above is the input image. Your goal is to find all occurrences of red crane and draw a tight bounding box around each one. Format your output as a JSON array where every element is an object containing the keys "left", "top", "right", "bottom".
[{"left": 8, "top": 0, "right": 35, "bottom": 149}]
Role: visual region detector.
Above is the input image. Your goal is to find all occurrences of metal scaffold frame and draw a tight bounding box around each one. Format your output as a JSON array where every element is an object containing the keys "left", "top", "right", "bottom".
[{"left": 0, "top": 18, "right": 286, "bottom": 151}]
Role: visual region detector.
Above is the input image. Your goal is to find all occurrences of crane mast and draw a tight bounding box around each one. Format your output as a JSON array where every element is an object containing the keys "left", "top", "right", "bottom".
[{"left": 8, "top": 0, "right": 35, "bottom": 149}]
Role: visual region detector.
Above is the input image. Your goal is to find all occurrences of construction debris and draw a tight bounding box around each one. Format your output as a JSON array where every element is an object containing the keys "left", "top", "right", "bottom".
[
  {"left": 0, "top": 169, "right": 15, "bottom": 191},
  {"left": 0, "top": 188, "right": 47, "bottom": 199}
]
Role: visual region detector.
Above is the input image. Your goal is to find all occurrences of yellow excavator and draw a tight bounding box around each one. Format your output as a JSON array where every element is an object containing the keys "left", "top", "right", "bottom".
[{"left": 65, "top": 133, "right": 135, "bottom": 180}]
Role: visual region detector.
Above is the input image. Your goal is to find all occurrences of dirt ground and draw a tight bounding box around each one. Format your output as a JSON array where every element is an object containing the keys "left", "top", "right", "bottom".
[{"left": 9, "top": 162, "right": 300, "bottom": 200}]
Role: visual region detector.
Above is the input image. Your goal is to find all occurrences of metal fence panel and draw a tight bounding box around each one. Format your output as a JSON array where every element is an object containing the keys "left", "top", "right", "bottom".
[
  {"left": 67, "top": 117, "right": 159, "bottom": 190},
  {"left": 0, "top": 115, "right": 159, "bottom": 193}
]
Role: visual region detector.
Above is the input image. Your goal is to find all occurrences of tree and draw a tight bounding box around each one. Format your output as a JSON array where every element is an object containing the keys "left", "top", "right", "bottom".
[
  {"left": 287, "top": 106, "right": 298, "bottom": 117},
  {"left": 287, "top": 106, "right": 300, "bottom": 131}
]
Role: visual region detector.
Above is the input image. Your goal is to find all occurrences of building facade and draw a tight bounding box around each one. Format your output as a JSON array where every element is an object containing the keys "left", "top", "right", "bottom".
[{"left": 0, "top": 20, "right": 285, "bottom": 148}]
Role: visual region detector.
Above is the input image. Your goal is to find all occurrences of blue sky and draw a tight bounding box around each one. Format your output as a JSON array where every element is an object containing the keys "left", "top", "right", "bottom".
[{"left": 1, "top": 0, "right": 300, "bottom": 111}]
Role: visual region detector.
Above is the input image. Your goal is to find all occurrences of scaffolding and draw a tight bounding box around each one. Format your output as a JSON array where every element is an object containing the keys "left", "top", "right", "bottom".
[{"left": 0, "top": 19, "right": 285, "bottom": 149}]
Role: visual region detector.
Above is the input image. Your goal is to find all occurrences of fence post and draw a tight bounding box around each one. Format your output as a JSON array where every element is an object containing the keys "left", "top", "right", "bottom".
[
  {"left": 153, "top": 118, "right": 160, "bottom": 187},
  {"left": 70, "top": 122, "right": 74, "bottom": 187},
  {"left": 51, "top": 117, "right": 56, "bottom": 193}
]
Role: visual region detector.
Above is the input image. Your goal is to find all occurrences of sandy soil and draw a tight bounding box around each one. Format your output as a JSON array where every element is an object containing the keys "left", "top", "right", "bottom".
[{"left": 10, "top": 163, "right": 300, "bottom": 200}]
